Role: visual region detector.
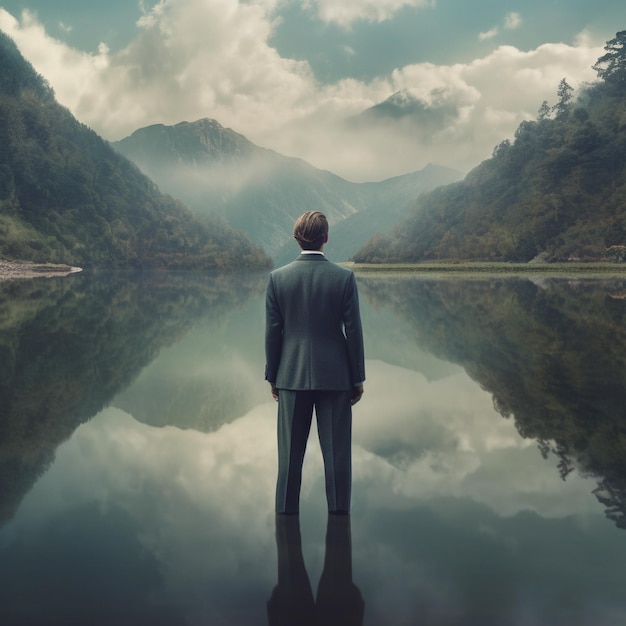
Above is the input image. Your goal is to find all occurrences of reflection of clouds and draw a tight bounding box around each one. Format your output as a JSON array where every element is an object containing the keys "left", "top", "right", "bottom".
[
  {"left": 112, "top": 296, "right": 268, "bottom": 430},
  {"left": 14, "top": 406, "right": 279, "bottom": 611},
  {"left": 17, "top": 358, "right": 602, "bottom": 548},
  {"left": 353, "top": 360, "right": 600, "bottom": 519},
  {"left": 5, "top": 363, "right": 618, "bottom": 622}
]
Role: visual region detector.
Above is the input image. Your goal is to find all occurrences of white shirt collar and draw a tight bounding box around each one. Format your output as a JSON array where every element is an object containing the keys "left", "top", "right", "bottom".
[{"left": 299, "top": 250, "right": 324, "bottom": 255}]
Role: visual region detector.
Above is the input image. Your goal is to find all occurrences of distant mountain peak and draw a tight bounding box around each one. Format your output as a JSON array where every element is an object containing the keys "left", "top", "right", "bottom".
[
  {"left": 349, "top": 88, "right": 459, "bottom": 136},
  {"left": 118, "top": 117, "right": 259, "bottom": 168}
]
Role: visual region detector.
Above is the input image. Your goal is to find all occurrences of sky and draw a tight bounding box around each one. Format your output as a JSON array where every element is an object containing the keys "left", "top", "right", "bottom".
[{"left": 0, "top": 0, "right": 624, "bottom": 181}]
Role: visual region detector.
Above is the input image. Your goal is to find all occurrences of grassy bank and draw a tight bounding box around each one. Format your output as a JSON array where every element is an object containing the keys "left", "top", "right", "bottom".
[{"left": 345, "top": 261, "right": 626, "bottom": 277}]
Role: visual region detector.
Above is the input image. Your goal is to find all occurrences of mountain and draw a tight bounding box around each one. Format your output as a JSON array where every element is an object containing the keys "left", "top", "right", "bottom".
[
  {"left": 0, "top": 31, "right": 270, "bottom": 270},
  {"left": 112, "top": 119, "right": 461, "bottom": 261},
  {"left": 320, "top": 164, "right": 461, "bottom": 266},
  {"left": 354, "top": 34, "right": 626, "bottom": 264},
  {"left": 349, "top": 89, "right": 459, "bottom": 139}
]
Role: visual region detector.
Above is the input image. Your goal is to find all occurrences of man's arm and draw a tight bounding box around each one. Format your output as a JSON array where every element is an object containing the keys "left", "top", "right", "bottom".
[
  {"left": 265, "top": 275, "right": 284, "bottom": 397},
  {"left": 343, "top": 272, "right": 366, "bottom": 388}
]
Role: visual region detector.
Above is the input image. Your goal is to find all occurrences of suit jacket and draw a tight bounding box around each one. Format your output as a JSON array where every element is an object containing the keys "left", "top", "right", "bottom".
[{"left": 265, "top": 254, "right": 365, "bottom": 391}]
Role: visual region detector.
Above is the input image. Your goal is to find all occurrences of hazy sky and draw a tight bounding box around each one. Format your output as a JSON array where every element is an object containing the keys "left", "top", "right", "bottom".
[{"left": 0, "top": 0, "right": 624, "bottom": 181}]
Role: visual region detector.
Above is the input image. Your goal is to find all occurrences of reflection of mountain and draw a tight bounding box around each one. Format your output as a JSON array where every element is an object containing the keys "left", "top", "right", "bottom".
[
  {"left": 114, "top": 272, "right": 461, "bottom": 433},
  {"left": 112, "top": 288, "right": 268, "bottom": 432},
  {"left": 115, "top": 270, "right": 462, "bottom": 435},
  {"left": 360, "top": 276, "right": 626, "bottom": 528},
  {"left": 0, "top": 271, "right": 264, "bottom": 525},
  {"left": 358, "top": 289, "right": 460, "bottom": 381}
]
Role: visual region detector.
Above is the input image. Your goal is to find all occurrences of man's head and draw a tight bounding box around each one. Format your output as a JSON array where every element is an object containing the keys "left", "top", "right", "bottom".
[{"left": 293, "top": 211, "right": 329, "bottom": 250}]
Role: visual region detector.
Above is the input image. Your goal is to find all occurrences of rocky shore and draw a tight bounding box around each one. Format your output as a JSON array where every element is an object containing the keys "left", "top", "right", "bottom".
[{"left": 0, "top": 260, "right": 83, "bottom": 281}]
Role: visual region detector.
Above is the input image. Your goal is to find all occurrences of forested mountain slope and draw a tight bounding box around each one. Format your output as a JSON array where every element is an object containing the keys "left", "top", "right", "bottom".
[
  {"left": 0, "top": 31, "right": 270, "bottom": 269},
  {"left": 113, "top": 120, "right": 460, "bottom": 261},
  {"left": 354, "top": 33, "right": 626, "bottom": 264}
]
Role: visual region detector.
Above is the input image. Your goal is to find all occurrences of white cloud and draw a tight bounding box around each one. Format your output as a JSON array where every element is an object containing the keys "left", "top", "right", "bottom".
[
  {"left": 504, "top": 11, "right": 522, "bottom": 30},
  {"left": 272, "top": 39, "right": 603, "bottom": 179},
  {"left": 0, "top": 1, "right": 314, "bottom": 141},
  {"left": 308, "top": 0, "right": 432, "bottom": 27},
  {"left": 0, "top": 4, "right": 605, "bottom": 180},
  {"left": 479, "top": 13, "right": 521, "bottom": 42},
  {"left": 479, "top": 27, "right": 498, "bottom": 41},
  {"left": 478, "top": 12, "right": 522, "bottom": 41}
]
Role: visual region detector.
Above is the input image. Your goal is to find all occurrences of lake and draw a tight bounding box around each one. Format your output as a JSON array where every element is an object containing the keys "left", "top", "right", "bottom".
[{"left": 1, "top": 270, "right": 626, "bottom": 625}]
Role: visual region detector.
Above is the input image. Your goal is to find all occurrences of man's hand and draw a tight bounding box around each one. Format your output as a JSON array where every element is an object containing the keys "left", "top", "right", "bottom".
[
  {"left": 270, "top": 384, "right": 279, "bottom": 402},
  {"left": 351, "top": 385, "right": 364, "bottom": 405}
]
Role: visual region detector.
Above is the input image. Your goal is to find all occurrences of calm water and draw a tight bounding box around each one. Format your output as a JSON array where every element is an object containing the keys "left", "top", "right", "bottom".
[{"left": 1, "top": 270, "right": 626, "bottom": 625}]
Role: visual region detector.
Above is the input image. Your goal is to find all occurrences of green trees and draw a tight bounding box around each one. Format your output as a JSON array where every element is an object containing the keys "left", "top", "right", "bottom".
[
  {"left": 0, "top": 31, "right": 270, "bottom": 270},
  {"left": 553, "top": 78, "right": 574, "bottom": 119},
  {"left": 354, "top": 32, "right": 626, "bottom": 264},
  {"left": 593, "top": 31, "right": 626, "bottom": 87}
]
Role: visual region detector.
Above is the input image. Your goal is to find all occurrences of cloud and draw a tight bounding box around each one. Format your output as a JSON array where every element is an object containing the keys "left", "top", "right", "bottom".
[
  {"left": 274, "top": 39, "right": 603, "bottom": 179},
  {"left": 0, "top": 1, "right": 314, "bottom": 141},
  {"left": 308, "top": 0, "right": 432, "bottom": 27},
  {"left": 478, "top": 13, "right": 522, "bottom": 42},
  {"left": 479, "top": 27, "right": 498, "bottom": 41},
  {"left": 0, "top": 4, "right": 605, "bottom": 181},
  {"left": 504, "top": 11, "right": 522, "bottom": 30}
]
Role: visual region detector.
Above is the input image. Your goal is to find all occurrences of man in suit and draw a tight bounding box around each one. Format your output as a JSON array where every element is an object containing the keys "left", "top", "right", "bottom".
[{"left": 265, "top": 211, "right": 365, "bottom": 515}]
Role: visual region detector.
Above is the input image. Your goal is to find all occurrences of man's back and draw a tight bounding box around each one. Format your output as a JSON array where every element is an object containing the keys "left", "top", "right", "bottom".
[{"left": 265, "top": 254, "right": 364, "bottom": 391}]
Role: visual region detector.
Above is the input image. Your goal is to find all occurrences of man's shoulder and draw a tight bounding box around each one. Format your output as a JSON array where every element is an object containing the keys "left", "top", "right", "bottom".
[
  {"left": 269, "top": 260, "right": 299, "bottom": 278},
  {"left": 270, "top": 256, "right": 353, "bottom": 281}
]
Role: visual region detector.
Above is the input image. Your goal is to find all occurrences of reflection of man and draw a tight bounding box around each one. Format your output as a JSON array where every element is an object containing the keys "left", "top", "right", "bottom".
[
  {"left": 265, "top": 211, "right": 365, "bottom": 515},
  {"left": 267, "top": 514, "right": 364, "bottom": 626}
]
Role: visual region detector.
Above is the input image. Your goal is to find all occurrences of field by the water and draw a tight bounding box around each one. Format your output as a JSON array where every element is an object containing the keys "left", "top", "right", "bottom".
[{"left": 347, "top": 261, "right": 626, "bottom": 277}]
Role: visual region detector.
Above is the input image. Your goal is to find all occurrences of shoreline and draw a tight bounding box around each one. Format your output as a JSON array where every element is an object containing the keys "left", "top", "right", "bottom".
[
  {"left": 2, "top": 260, "right": 625, "bottom": 280},
  {"left": 0, "top": 260, "right": 83, "bottom": 281},
  {"left": 347, "top": 261, "right": 626, "bottom": 277}
]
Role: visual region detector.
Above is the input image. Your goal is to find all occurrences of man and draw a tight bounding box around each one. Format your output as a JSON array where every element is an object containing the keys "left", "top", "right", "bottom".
[{"left": 265, "top": 211, "right": 365, "bottom": 515}]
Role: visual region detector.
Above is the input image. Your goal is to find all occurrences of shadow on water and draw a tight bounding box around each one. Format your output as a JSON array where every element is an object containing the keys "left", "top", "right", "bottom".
[
  {"left": 267, "top": 514, "right": 364, "bottom": 626},
  {"left": 360, "top": 274, "right": 626, "bottom": 529},
  {"left": 0, "top": 270, "right": 266, "bottom": 526}
]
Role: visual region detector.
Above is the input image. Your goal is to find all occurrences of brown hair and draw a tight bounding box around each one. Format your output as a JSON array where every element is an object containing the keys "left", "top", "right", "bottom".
[{"left": 293, "top": 211, "right": 328, "bottom": 250}]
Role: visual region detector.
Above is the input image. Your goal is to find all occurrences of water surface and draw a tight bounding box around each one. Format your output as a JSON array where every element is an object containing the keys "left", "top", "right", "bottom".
[{"left": 1, "top": 271, "right": 626, "bottom": 625}]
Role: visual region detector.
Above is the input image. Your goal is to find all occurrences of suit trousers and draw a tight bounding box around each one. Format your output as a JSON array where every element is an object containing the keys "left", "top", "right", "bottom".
[{"left": 275, "top": 389, "right": 353, "bottom": 514}]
